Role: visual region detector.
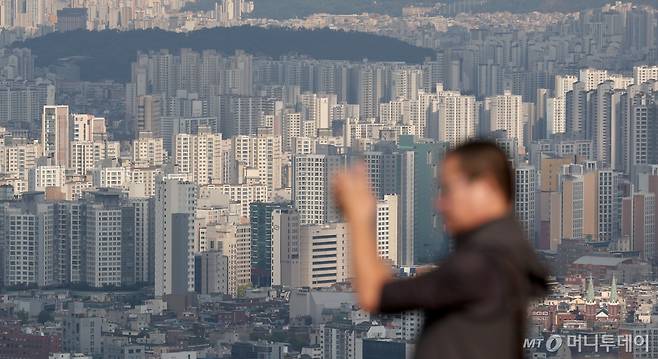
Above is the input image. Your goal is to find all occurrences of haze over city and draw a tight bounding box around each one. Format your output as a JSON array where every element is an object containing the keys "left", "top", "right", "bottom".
[{"left": 0, "top": 0, "right": 656, "bottom": 358}]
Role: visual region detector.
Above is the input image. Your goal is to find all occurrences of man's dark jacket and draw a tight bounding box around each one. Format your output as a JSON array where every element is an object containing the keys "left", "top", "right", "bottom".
[{"left": 378, "top": 214, "right": 549, "bottom": 359}]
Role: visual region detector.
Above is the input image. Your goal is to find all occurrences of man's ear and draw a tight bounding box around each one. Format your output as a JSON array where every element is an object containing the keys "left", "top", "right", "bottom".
[
  {"left": 481, "top": 175, "right": 504, "bottom": 197},
  {"left": 468, "top": 179, "right": 491, "bottom": 202}
]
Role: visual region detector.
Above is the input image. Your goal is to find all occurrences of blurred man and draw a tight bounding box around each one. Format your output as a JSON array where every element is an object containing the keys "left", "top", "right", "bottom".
[{"left": 333, "top": 140, "right": 548, "bottom": 359}]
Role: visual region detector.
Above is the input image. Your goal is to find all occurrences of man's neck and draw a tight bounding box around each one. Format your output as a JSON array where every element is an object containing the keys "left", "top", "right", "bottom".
[{"left": 454, "top": 207, "right": 513, "bottom": 239}]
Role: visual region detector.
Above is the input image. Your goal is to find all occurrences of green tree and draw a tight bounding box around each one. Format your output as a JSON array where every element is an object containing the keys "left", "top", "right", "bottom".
[
  {"left": 37, "top": 310, "right": 54, "bottom": 324},
  {"left": 237, "top": 284, "right": 250, "bottom": 297},
  {"left": 15, "top": 310, "right": 28, "bottom": 323}
]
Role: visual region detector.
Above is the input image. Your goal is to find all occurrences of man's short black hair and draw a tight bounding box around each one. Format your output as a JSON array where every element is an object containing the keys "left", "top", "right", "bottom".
[{"left": 447, "top": 140, "right": 514, "bottom": 203}]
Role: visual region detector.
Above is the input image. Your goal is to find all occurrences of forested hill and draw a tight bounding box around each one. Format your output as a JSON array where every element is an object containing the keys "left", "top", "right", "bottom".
[
  {"left": 185, "top": 0, "right": 658, "bottom": 19},
  {"left": 13, "top": 26, "right": 435, "bottom": 83},
  {"left": 184, "top": 0, "right": 436, "bottom": 17}
]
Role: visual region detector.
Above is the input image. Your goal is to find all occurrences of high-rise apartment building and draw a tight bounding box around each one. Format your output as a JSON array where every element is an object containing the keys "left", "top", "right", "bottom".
[
  {"left": 154, "top": 177, "right": 197, "bottom": 297},
  {"left": 84, "top": 203, "right": 122, "bottom": 288},
  {"left": 292, "top": 148, "right": 344, "bottom": 225},
  {"left": 376, "top": 194, "right": 399, "bottom": 265},
  {"left": 206, "top": 222, "right": 251, "bottom": 296},
  {"left": 579, "top": 68, "right": 610, "bottom": 91},
  {"left": 195, "top": 251, "right": 228, "bottom": 295},
  {"left": 486, "top": 91, "right": 524, "bottom": 153},
  {"left": 633, "top": 65, "right": 658, "bottom": 85},
  {"left": 588, "top": 82, "right": 621, "bottom": 168},
  {"left": 175, "top": 128, "right": 224, "bottom": 186},
  {"left": 271, "top": 207, "right": 300, "bottom": 287},
  {"left": 249, "top": 201, "right": 294, "bottom": 287},
  {"left": 429, "top": 85, "right": 477, "bottom": 147},
  {"left": 41, "top": 105, "right": 69, "bottom": 166},
  {"left": 132, "top": 132, "right": 165, "bottom": 167},
  {"left": 62, "top": 312, "right": 103, "bottom": 356},
  {"left": 233, "top": 134, "right": 283, "bottom": 191},
  {"left": 515, "top": 165, "right": 537, "bottom": 245},
  {"left": 565, "top": 81, "right": 588, "bottom": 136},
  {"left": 546, "top": 96, "right": 566, "bottom": 136},
  {"left": 621, "top": 192, "right": 656, "bottom": 262}
]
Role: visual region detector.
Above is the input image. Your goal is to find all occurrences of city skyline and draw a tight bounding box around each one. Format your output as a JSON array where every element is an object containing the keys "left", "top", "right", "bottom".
[{"left": 0, "top": 1, "right": 657, "bottom": 358}]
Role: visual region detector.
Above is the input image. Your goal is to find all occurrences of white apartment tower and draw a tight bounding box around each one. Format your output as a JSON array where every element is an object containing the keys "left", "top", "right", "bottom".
[
  {"left": 633, "top": 65, "right": 658, "bottom": 85},
  {"left": 132, "top": 132, "right": 165, "bottom": 167},
  {"left": 546, "top": 96, "right": 566, "bottom": 136},
  {"left": 292, "top": 153, "right": 344, "bottom": 225},
  {"left": 28, "top": 165, "right": 65, "bottom": 192},
  {"left": 216, "top": 184, "right": 268, "bottom": 217},
  {"left": 376, "top": 194, "right": 399, "bottom": 265},
  {"left": 85, "top": 205, "right": 122, "bottom": 288},
  {"left": 282, "top": 112, "right": 302, "bottom": 151},
  {"left": 589, "top": 82, "right": 621, "bottom": 168},
  {"left": 300, "top": 93, "right": 332, "bottom": 130},
  {"left": 72, "top": 114, "right": 105, "bottom": 142},
  {"left": 579, "top": 68, "right": 609, "bottom": 91},
  {"left": 431, "top": 86, "right": 477, "bottom": 147},
  {"left": 233, "top": 134, "right": 283, "bottom": 191},
  {"left": 154, "top": 177, "right": 197, "bottom": 297},
  {"left": 41, "top": 105, "right": 69, "bottom": 166},
  {"left": 175, "top": 128, "right": 223, "bottom": 186},
  {"left": 391, "top": 67, "right": 423, "bottom": 101},
  {"left": 0, "top": 198, "right": 56, "bottom": 288},
  {"left": 486, "top": 91, "right": 524, "bottom": 153},
  {"left": 208, "top": 222, "right": 251, "bottom": 296},
  {"left": 554, "top": 74, "right": 578, "bottom": 98},
  {"left": 2, "top": 208, "right": 39, "bottom": 287}
]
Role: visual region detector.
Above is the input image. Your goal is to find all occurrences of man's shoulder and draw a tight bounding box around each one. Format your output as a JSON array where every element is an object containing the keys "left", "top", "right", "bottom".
[{"left": 471, "top": 218, "right": 526, "bottom": 249}]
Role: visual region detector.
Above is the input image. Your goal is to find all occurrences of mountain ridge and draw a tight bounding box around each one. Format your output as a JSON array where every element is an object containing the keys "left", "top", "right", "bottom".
[{"left": 13, "top": 26, "right": 435, "bottom": 82}]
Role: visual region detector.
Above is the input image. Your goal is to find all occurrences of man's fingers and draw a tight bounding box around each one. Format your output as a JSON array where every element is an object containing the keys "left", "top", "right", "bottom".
[
  {"left": 332, "top": 163, "right": 373, "bottom": 201},
  {"left": 332, "top": 173, "right": 351, "bottom": 215},
  {"left": 332, "top": 172, "right": 350, "bottom": 200},
  {"left": 353, "top": 161, "right": 368, "bottom": 178},
  {"left": 351, "top": 162, "right": 372, "bottom": 193}
]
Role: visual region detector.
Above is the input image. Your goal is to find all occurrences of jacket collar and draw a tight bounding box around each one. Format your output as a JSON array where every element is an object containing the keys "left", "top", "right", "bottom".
[{"left": 453, "top": 212, "right": 516, "bottom": 250}]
